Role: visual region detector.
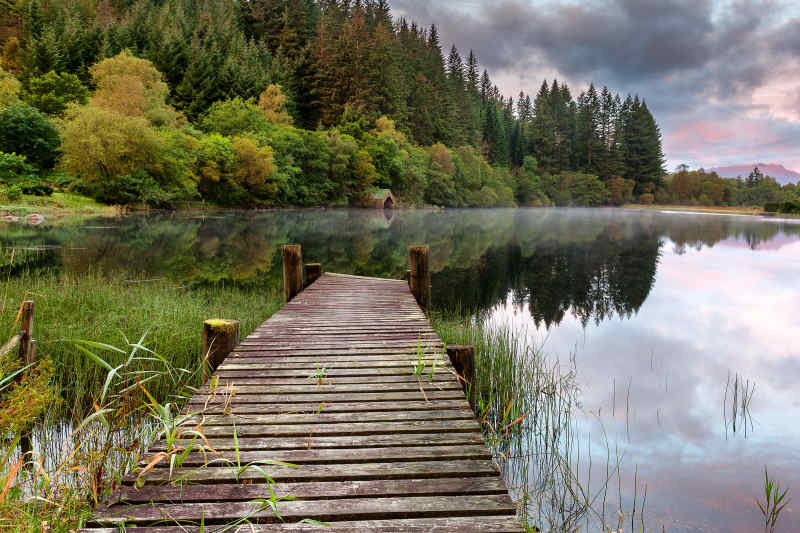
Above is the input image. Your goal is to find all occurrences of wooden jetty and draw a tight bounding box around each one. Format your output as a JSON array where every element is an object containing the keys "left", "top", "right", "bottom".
[{"left": 83, "top": 246, "right": 523, "bottom": 532}]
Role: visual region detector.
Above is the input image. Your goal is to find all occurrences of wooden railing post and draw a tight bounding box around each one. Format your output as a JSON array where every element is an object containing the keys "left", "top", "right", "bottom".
[
  {"left": 19, "top": 300, "right": 34, "bottom": 365},
  {"left": 202, "top": 319, "right": 239, "bottom": 380},
  {"left": 408, "top": 246, "right": 431, "bottom": 310},
  {"left": 447, "top": 344, "right": 475, "bottom": 408},
  {"left": 282, "top": 245, "right": 303, "bottom": 302},
  {"left": 305, "top": 263, "right": 322, "bottom": 287}
]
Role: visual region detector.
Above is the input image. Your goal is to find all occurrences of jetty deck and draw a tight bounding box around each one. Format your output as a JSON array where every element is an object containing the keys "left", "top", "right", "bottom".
[{"left": 84, "top": 270, "right": 523, "bottom": 532}]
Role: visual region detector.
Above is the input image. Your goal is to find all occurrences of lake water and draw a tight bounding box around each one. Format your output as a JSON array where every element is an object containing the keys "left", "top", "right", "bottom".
[{"left": 3, "top": 207, "right": 798, "bottom": 532}]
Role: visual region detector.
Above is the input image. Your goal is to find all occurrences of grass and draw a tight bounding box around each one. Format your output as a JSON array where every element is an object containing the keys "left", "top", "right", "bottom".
[
  {"left": 0, "top": 266, "right": 282, "bottom": 530},
  {"left": 0, "top": 267, "right": 282, "bottom": 421},
  {"left": 758, "top": 467, "right": 791, "bottom": 533},
  {"left": 0, "top": 192, "right": 119, "bottom": 216}
]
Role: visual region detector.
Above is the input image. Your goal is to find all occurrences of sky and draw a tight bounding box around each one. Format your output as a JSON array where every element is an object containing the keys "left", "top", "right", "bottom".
[{"left": 390, "top": 0, "right": 800, "bottom": 173}]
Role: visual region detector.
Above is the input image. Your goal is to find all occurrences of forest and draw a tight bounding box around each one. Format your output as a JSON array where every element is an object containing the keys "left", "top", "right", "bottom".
[{"left": 0, "top": 0, "right": 681, "bottom": 208}]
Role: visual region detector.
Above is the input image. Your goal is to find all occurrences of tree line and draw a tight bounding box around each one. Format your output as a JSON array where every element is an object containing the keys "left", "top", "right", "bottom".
[
  {"left": 660, "top": 165, "right": 800, "bottom": 211},
  {"left": 0, "top": 0, "right": 670, "bottom": 208}
]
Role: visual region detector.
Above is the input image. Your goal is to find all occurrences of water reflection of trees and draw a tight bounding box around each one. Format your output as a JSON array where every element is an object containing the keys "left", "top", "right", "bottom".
[
  {"left": 1, "top": 208, "right": 798, "bottom": 328},
  {"left": 433, "top": 213, "right": 662, "bottom": 328}
]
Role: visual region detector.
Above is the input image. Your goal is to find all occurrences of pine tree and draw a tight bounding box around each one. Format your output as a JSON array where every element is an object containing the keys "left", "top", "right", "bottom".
[{"left": 466, "top": 50, "right": 479, "bottom": 95}]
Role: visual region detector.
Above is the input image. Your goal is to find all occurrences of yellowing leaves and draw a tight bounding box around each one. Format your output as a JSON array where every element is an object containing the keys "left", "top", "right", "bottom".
[
  {"left": 90, "top": 51, "right": 182, "bottom": 126},
  {"left": 257, "top": 84, "right": 293, "bottom": 126}
]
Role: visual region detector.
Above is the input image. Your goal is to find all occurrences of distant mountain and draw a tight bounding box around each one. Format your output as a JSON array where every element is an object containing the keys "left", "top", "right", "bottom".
[{"left": 708, "top": 163, "right": 800, "bottom": 185}]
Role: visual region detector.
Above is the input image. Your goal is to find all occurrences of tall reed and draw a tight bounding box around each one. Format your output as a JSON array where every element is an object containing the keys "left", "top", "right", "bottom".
[{"left": 432, "top": 311, "right": 648, "bottom": 532}]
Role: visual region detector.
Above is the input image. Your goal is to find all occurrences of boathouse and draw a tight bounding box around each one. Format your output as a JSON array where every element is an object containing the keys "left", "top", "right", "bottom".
[{"left": 370, "top": 188, "right": 396, "bottom": 209}]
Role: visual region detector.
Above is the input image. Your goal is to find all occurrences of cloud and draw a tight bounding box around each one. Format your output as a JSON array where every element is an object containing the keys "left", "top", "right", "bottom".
[{"left": 390, "top": 0, "right": 800, "bottom": 171}]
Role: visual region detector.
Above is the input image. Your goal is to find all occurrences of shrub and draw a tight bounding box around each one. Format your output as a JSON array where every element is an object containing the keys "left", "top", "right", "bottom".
[
  {"left": 0, "top": 152, "right": 37, "bottom": 183},
  {"left": 0, "top": 67, "right": 21, "bottom": 109},
  {"left": 20, "top": 182, "right": 53, "bottom": 196},
  {"left": 0, "top": 104, "right": 61, "bottom": 169},
  {"left": 22, "top": 71, "right": 89, "bottom": 116},
  {"left": 200, "top": 97, "right": 269, "bottom": 136},
  {"left": 639, "top": 193, "right": 655, "bottom": 205},
  {"left": 764, "top": 202, "right": 780, "bottom": 213},
  {"left": 5, "top": 184, "right": 22, "bottom": 201},
  {"left": 94, "top": 170, "right": 172, "bottom": 206}
]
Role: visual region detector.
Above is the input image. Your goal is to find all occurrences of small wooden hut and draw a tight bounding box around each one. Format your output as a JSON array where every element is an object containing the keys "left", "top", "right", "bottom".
[{"left": 370, "top": 189, "right": 396, "bottom": 210}]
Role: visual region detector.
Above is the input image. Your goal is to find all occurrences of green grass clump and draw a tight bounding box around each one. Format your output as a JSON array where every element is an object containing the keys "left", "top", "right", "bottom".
[{"left": 0, "top": 269, "right": 281, "bottom": 420}]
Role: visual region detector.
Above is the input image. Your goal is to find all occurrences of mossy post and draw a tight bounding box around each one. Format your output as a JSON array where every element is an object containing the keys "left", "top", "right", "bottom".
[
  {"left": 19, "top": 300, "right": 34, "bottom": 365},
  {"left": 409, "top": 246, "right": 431, "bottom": 311},
  {"left": 447, "top": 344, "right": 475, "bottom": 408},
  {"left": 202, "top": 319, "right": 239, "bottom": 381},
  {"left": 305, "top": 263, "right": 322, "bottom": 287},
  {"left": 283, "top": 245, "right": 303, "bottom": 302}
]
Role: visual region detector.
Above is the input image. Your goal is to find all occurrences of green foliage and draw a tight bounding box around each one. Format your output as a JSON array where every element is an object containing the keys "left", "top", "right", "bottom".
[
  {"left": 4, "top": 184, "right": 22, "bottom": 201},
  {"left": 543, "top": 171, "right": 608, "bottom": 206},
  {"left": 6, "top": 0, "right": 669, "bottom": 209},
  {"left": 60, "top": 106, "right": 197, "bottom": 206},
  {"left": 0, "top": 67, "right": 21, "bottom": 109},
  {"left": 0, "top": 151, "right": 37, "bottom": 184},
  {"left": 514, "top": 156, "right": 547, "bottom": 206},
  {"left": 661, "top": 166, "right": 800, "bottom": 208},
  {"left": 200, "top": 97, "right": 270, "bottom": 137},
  {"left": 22, "top": 70, "right": 88, "bottom": 116},
  {"left": 0, "top": 103, "right": 61, "bottom": 170}
]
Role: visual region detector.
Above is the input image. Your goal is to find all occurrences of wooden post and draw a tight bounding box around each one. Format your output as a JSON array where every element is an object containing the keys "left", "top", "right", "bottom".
[
  {"left": 405, "top": 269, "right": 412, "bottom": 288},
  {"left": 282, "top": 245, "right": 303, "bottom": 303},
  {"left": 19, "top": 300, "right": 34, "bottom": 456},
  {"left": 305, "top": 263, "right": 322, "bottom": 287},
  {"left": 202, "top": 319, "right": 239, "bottom": 380},
  {"left": 19, "top": 300, "right": 34, "bottom": 365},
  {"left": 408, "top": 246, "right": 431, "bottom": 310},
  {"left": 447, "top": 345, "right": 475, "bottom": 407}
]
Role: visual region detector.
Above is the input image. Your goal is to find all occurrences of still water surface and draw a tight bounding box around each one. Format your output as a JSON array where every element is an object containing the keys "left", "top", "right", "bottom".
[{"left": 3, "top": 207, "right": 798, "bottom": 532}]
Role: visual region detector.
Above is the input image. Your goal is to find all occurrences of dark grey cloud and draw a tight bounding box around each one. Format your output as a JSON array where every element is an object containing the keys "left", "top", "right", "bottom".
[{"left": 390, "top": 0, "right": 800, "bottom": 170}]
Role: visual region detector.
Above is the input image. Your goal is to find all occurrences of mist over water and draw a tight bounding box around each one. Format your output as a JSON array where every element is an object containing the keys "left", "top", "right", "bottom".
[{"left": 3, "top": 207, "right": 798, "bottom": 531}]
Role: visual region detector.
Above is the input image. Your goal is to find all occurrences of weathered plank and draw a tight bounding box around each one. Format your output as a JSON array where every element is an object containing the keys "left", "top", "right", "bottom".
[
  {"left": 84, "top": 516, "right": 524, "bottom": 532},
  {"left": 149, "top": 431, "right": 488, "bottom": 451},
  {"left": 142, "top": 445, "right": 492, "bottom": 468},
  {"left": 92, "top": 494, "right": 516, "bottom": 525},
  {"left": 110, "top": 476, "right": 507, "bottom": 503}
]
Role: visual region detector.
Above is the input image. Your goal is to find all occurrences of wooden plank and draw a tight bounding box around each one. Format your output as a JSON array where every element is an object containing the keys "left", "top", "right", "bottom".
[
  {"left": 197, "top": 383, "right": 461, "bottom": 395},
  {"left": 91, "top": 494, "right": 516, "bottom": 524},
  {"left": 142, "top": 445, "right": 493, "bottom": 468},
  {"left": 199, "top": 375, "right": 455, "bottom": 385},
  {"left": 149, "top": 432, "right": 487, "bottom": 451},
  {"left": 110, "top": 476, "right": 507, "bottom": 503},
  {"left": 84, "top": 516, "right": 524, "bottom": 532},
  {"left": 186, "top": 390, "right": 465, "bottom": 406},
  {"left": 177, "top": 400, "right": 469, "bottom": 415},
  {"left": 185, "top": 409, "right": 475, "bottom": 426},
  {"left": 177, "top": 419, "right": 481, "bottom": 438},
  {"left": 128, "top": 460, "right": 500, "bottom": 484}
]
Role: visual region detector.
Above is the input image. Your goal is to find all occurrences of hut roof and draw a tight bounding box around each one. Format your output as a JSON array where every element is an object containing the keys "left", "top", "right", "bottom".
[{"left": 369, "top": 189, "right": 394, "bottom": 201}]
